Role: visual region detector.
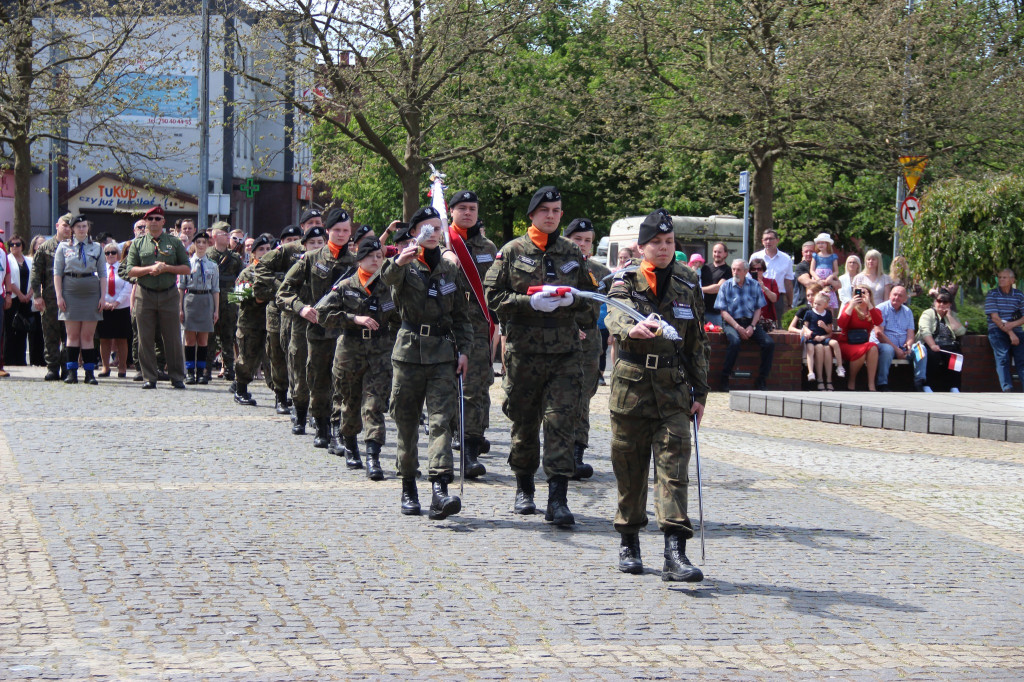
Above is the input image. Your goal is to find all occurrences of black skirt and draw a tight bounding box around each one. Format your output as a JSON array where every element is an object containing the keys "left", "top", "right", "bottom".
[{"left": 97, "top": 306, "right": 132, "bottom": 339}]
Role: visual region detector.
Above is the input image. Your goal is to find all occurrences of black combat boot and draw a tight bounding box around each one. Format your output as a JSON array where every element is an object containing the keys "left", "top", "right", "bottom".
[
  {"left": 451, "top": 433, "right": 461, "bottom": 451},
  {"left": 63, "top": 368, "right": 79, "bottom": 384},
  {"left": 275, "top": 391, "right": 291, "bottom": 415},
  {"left": 401, "top": 478, "right": 421, "bottom": 515},
  {"left": 344, "top": 436, "right": 362, "bottom": 469},
  {"left": 544, "top": 475, "right": 575, "bottom": 527},
  {"left": 479, "top": 437, "right": 490, "bottom": 454},
  {"left": 513, "top": 474, "right": 536, "bottom": 515},
  {"left": 618, "top": 533, "right": 643, "bottom": 574},
  {"left": 291, "top": 407, "right": 307, "bottom": 435},
  {"left": 83, "top": 369, "right": 98, "bottom": 386},
  {"left": 233, "top": 384, "right": 257, "bottom": 406},
  {"left": 327, "top": 421, "right": 346, "bottom": 456},
  {"left": 570, "top": 442, "right": 594, "bottom": 480},
  {"left": 365, "top": 441, "right": 385, "bottom": 481},
  {"left": 463, "top": 438, "right": 486, "bottom": 479},
  {"left": 662, "top": 532, "right": 703, "bottom": 582},
  {"left": 312, "top": 419, "right": 331, "bottom": 448},
  {"left": 428, "top": 475, "right": 461, "bottom": 520},
  {"left": 224, "top": 367, "right": 235, "bottom": 382}
]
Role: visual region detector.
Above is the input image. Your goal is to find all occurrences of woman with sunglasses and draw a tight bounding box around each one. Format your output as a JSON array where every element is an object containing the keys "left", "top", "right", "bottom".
[
  {"left": 53, "top": 216, "right": 104, "bottom": 384},
  {"left": 3, "top": 237, "right": 34, "bottom": 366},
  {"left": 748, "top": 257, "right": 779, "bottom": 331},
  {"left": 97, "top": 243, "right": 132, "bottom": 377}
]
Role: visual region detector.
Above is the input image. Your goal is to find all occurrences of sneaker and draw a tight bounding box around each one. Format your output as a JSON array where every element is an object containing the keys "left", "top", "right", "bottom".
[
  {"left": 950, "top": 387, "right": 960, "bottom": 393},
  {"left": 836, "top": 366, "right": 846, "bottom": 378},
  {"left": 807, "top": 371, "right": 816, "bottom": 382}
]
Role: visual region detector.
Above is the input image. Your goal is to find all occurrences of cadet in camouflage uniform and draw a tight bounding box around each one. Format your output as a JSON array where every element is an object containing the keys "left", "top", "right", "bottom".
[
  {"left": 253, "top": 224, "right": 305, "bottom": 413},
  {"left": 30, "top": 214, "right": 72, "bottom": 380},
  {"left": 444, "top": 191, "right": 497, "bottom": 478},
  {"left": 381, "top": 206, "right": 472, "bottom": 520},
  {"left": 605, "top": 210, "right": 709, "bottom": 582},
  {"left": 233, "top": 236, "right": 275, "bottom": 405},
  {"left": 208, "top": 223, "right": 244, "bottom": 382},
  {"left": 317, "top": 237, "right": 398, "bottom": 480},
  {"left": 565, "top": 218, "right": 611, "bottom": 480},
  {"left": 483, "top": 186, "right": 595, "bottom": 527},
  {"left": 277, "top": 208, "right": 355, "bottom": 449}
]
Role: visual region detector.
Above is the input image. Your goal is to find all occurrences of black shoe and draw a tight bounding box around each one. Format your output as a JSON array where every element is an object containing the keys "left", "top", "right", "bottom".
[
  {"left": 313, "top": 420, "right": 331, "bottom": 448},
  {"left": 157, "top": 371, "right": 170, "bottom": 381},
  {"left": 64, "top": 370, "right": 79, "bottom": 385},
  {"left": 60, "top": 366, "right": 67, "bottom": 381},
  {"left": 619, "top": 533, "right": 644, "bottom": 574},
  {"left": 720, "top": 374, "right": 730, "bottom": 392},
  {"left": 463, "top": 438, "right": 486, "bottom": 479},
  {"left": 291, "top": 408, "right": 308, "bottom": 435},
  {"left": 275, "top": 391, "right": 291, "bottom": 415},
  {"left": 133, "top": 372, "right": 145, "bottom": 382},
  {"left": 84, "top": 371, "right": 98, "bottom": 386},
  {"left": 197, "top": 373, "right": 210, "bottom": 385},
  {"left": 544, "top": 475, "right": 575, "bottom": 527},
  {"left": 185, "top": 370, "right": 197, "bottom": 385},
  {"left": 401, "top": 478, "right": 421, "bottom": 515},
  {"left": 570, "top": 442, "right": 594, "bottom": 481},
  {"left": 877, "top": 384, "right": 890, "bottom": 392},
  {"left": 662, "top": 532, "right": 703, "bottom": 582},
  {"left": 44, "top": 370, "right": 61, "bottom": 381},
  {"left": 914, "top": 379, "right": 926, "bottom": 392},
  {"left": 344, "top": 436, "right": 363, "bottom": 469},
  {"left": 428, "top": 476, "right": 461, "bottom": 520},
  {"left": 142, "top": 381, "right": 157, "bottom": 390},
  {"left": 233, "top": 388, "right": 257, "bottom": 405},
  {"left": 514, "top": 474, "right": 536, "bottom": 515},
  {"left": 479, "top": 437, "right": 490, "bottom": 455},
  {"left": 452, "top": 434, "right": 461, "bottom": 451},
  {"left": 327, "top": 421, "right": 346, "bottom": 455},
  {"left": 224, "top": 369, "right": 235, "bottom": 382},
  {"left": 754, "top": 376, "right": 767, "bottom": 391},
  {"left": 171, "top": 380, "right": 186, "bottom": 389},
  {"left": 228, "top": 381, "right": 237, "bottom": 394},
  {"left": 365, "top": 441, "right": 385, "bottom": 481}
]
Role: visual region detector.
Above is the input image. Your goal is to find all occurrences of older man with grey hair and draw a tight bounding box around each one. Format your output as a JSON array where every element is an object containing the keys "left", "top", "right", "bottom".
[
  {"left": 874, "top": 285, "right": 915, "bottom": 391},
  {"left": 715, "top": 258, "right": 774, "bottom": 391}
]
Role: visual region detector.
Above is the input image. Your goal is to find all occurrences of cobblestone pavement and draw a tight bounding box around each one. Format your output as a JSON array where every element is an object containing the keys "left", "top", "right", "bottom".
[{"left": 1, "top": 366, "right": 1023, "bottom": 680}]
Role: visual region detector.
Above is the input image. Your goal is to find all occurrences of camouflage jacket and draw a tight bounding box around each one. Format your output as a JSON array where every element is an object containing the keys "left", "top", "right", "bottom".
[
  {"left": 253, "top": 241, "right": 305, "bottom": 314},
  {"left": 210, "top": 247, "right": 245, "bottom": 297},
  {"left": 318, "top": 270, "right": 399, "bottom": 355},
  {"left": 451, "top": 230, "right": 498, "bottom": 339},
  {"left": 235, "top": 263, "right": 268, "bottom": 330},
  {"left": 277, "top": 244, "right": 356, "bottom": 340},
  {"left": 606, "top": 261, "right": 710, "bottom": 416},
  {"left": 30, "top": 236, "right": 64, "bottom": 297}
]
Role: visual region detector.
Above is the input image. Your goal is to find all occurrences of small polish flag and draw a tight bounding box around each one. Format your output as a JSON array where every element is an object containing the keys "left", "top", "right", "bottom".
[{"left": 947, "top": 352, "right": 963, "bottom": 372}]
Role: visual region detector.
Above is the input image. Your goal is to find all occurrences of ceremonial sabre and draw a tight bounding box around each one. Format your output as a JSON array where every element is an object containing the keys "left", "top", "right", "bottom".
[
  {"left": 525, "top": 286, "right": 681, "bottom": 340},
  {"left": 458, "top": 373, "right": 466, "bottom": 496},
  {"left": 692, "top": 389, "right": 706, "bottom": 563}
]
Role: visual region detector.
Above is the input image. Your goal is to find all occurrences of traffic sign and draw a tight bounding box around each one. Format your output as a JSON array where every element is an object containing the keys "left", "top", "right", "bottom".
[
  {"left": 738, "top": 171, "right": 749, "bottom": 195},
  {"left": 900, "top": 195, "right": 920, "bottom": 225},
  {"left": 899, "top": 156, "right": 928, "bottom": 194}
]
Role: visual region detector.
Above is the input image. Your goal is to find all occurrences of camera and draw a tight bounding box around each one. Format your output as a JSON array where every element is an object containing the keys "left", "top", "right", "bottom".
[{"left": 854, "top": 288, "right": 865, "bottom": 297}]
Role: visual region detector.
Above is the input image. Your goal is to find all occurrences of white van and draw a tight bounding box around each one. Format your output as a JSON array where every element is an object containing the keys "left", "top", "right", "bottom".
[
  {"left": 595, "top": 236, "right": 610, "bottom": 264},
  {"left": 605, "top": 215, "right": 744, "bottom": 268}
]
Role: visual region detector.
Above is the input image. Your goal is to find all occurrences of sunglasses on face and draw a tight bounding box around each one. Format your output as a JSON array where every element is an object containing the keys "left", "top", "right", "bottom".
[
  {"left": 105, "top": 250, "right": 118, "bottom": 255},
  {"left": 145, "top": 216, "right": 163, "bottom": 221},
  {"left": 10, "top": 242, "right": 22, "bottom": 247}
]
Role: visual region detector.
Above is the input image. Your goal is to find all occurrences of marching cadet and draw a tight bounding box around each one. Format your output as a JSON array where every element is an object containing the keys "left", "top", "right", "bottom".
[
  {"left": 380, "top": 206, "right": 472, "bottom": 520},
  {"left": 605, "top": 210, "right": 709, "bottom": 582},
  {"left": 31, "top": 213, "right": 72, "bottom": 381},
  {"left": 253, "top": 224, "right": 305, "bottom": 414},
  {"left": 444, "top": 191, "right": 497, "bottom": 478},
  {"left": 280, "top": 226, "right": 327, "bottom": 436},
  {"left": 277, "top": 208, "right": 355, "bottom": 449},
  {"left": 564, "top": 218, "right": 610, "bottom": 479},
  {"left": 233, "top": 235, "right": 275, "bottom": 406},
  {"left": 483, "top": 186, "right": 594, "bottom": 527},
  {"left": 317, "top": 237, "right": 398, "bottom": 480},
  {"left": 208, "top": 223, "right": 244, "bottom": 383}
]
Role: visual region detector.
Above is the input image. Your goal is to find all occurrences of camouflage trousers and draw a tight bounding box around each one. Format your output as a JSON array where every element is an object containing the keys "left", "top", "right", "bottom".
[
  {"left": 333, "top": 336, "right": 394, "bottom": 444},
  {"left": 211, "top": 295, "right": 237, "bottom": 372},
  {"left": 574, "top": 342, "right": 602, "bottom": 448},
  {"left": 39, "top": 293, "right": 65, "bottom": 374},
  {"left": 306, "top": 335, "right": 338, "bottom": 421},
  {"left": 234, "top": 325, "right": 266, "bottom": 388},
  {"left": 609, "top": 410, "right": 694, "bottom": 537},
  {"left": 264, "top": 303, "right": 288, "bottom": 393},
  {"left": 448, "top": 333, "right": 492, "bottom": 440},
  {"left": 287, "top": 317, "right": 310, "bottom": 411},
  {"left": 390, "top": 359, "right": 457, "bottom": 479},
  {"left": 502, "top": 351, "right": 581, "bottom": 480}
]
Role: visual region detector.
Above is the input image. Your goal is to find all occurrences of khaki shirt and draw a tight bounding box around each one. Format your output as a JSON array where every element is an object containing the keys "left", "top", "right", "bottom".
[{"left": 122, "top": 231, "right": 189, "bottom": 290}]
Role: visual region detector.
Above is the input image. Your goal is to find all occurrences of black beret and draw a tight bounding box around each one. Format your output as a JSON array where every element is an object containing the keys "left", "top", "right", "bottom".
[
  {"left": 392, "top": 224, "right": 414, "bottom": 244},
  {"left": 409, "top": 206, "right": 440, "bottom": 229},
  {"left": 355, "top": 237, "right": 383, "bottom": 262},
  {"left": 351, "top": 223, "right": 374, "bottom": 243},
  {"left": 279, "top": 225, "right": 302, "bottom": 240},
  {"left": 565, "top": 218, "right": 594, "bottom": 237},
  {"left": 70, "top": 214, "right": 88, "bottom": 227},
  {"left": 448, "top": 190, "right": 478, "bottom": 209},
  {"left": 252, "top": 235, "right": 273, "bottom": 250},
  {"left": 527, "top": 186, "right": 561, "bottom": 216},
  {"left": 193, "top": 231, "right": 210, "bottom": 242},
  {"left": 637, "top": 211, "right": 675, "bottom": 245},
  {"left": 323, "top": 207, "right": 351, "bottom": 230},
  {"left": 298, "top": 208, "right": 322, "bottom": 225},
  {"left": 301, "top": 226, "right": 326, "bottom": 244}
]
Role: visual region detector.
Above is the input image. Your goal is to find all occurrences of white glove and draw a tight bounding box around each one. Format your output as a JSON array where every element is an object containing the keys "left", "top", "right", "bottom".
[
  {"left": 530, "top": 291, "right": 561, "bottom": 313},
  {"left": 554, "top": 293, "right": 574, "bottom": 308}
]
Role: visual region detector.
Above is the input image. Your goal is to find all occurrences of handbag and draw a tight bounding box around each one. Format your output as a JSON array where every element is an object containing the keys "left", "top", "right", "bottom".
[
  {"left": 11, "top": 308, "right": 32, "bottom": 333},
  {"left": 846, "top": 328, "right": 869, "bottom": 345}
]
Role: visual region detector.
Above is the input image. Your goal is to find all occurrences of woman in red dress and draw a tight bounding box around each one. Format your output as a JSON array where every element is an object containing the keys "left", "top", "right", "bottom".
[
  {"left": 749, "top": 257, "right": 779, "bottom": 329},
  {"left": 837, "top": 286, "right": 881, "bottom": 391}
]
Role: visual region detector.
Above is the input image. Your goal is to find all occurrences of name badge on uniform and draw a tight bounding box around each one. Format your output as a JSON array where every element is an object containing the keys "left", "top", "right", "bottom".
[
  {"left": 476, "top": 254, "right": 494, "bottom": 264},
  {"left": 630, "top": 291, "right": 647, "bottom": 302},
  {"left": 344, "top": 290, "right": 360, "bottom": 298},
  {"left": 315, "top": 262, "right": 330, "bottom": 274},
  {"left": 517, "top": 255, "right": 537, "bottom": 267},
  {"left": 672, "top": 274, "right": 695, "bottom": 288},
  {"left": 560, "top": 261, "right": 580, "bottom": 273},
  {"left": 673, "top": 302, "right": 694, "bottom": 319},
  {"left": 381, "top": 301, "right": 395, "bottom": 312},
  {"left": 440, "top": 281, "right": 457, "bottom": 296}
]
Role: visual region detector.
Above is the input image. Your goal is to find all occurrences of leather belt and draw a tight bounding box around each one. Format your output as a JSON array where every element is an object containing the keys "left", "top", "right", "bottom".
[
  {"left": 139, "top": 284, "right": 175, "bottom": 293},
  {"left": 507, "top": 316, "right": 575, "bottom": 328},
  {"left": 64, "top": 273, "right": 96, "bottom": 279},
  {"left": 401, "top": 321, "right": 449, "bottom": 337},
  {"left": 618, "top": 350, "right": 678, "bottom": 370},
  {"left": 185, "top": 289, "right": 212, "bottom": 294},
  {"left": 344, "top": 327, "right": 384, "bottom": 340}
]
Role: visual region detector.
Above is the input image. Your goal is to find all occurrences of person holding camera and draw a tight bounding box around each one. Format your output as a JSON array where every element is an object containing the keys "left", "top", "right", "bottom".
[{"left": 837, "top": 286, "right": 881, "bottom": 391}]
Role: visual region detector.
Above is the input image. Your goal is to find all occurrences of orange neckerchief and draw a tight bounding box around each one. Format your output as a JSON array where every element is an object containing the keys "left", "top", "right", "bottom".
[
  {"left": 358, "top": 267, "right": 374, "bottom": 294},
  {"left": 417, "top": 247, "right": 428, "bottom": 268},
  {"left": 640, "top": 260, "right": 658, "bottom": 296},
  {"left": 327, "top": 240, "right": 344, "bottom": 259},
  {"left": 453, "top": 225, "right": 470, "bottom": 240},
  {"left": 527, "top": 226, "right": 548, "bottom": 251}
]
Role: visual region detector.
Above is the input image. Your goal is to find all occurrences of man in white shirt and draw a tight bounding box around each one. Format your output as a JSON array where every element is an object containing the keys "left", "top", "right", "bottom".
[{"left": 749, "top": 229, "right": 794, "bottom": 318}]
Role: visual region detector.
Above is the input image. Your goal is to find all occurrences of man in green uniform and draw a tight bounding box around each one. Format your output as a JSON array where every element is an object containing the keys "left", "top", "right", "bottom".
[
  {"left": 253, "top": 224, "right": 305, "bottom": 413},
  {"left": 318, "top": 237, "right": 399, "bottom": 479},
  {"left": 277, "top": 208, "right": 355, "bottom": 449},
  {"left": 233, "top": 236, "right": 275, "bottom": 405},
  {"left": 30, "top": 213, "right": 72, "bottom": 380},
  {"left": 381, "top": 206, "right": 472, "bottom": 520},
  {"left": 208, "top": 222, "right": 244, "bottom": 382},
  {"left": 605, "top": 210, "right": 709, "bottom": 581},
  {"left": 444, "top": 191, "right": 497, "bottom": 478},
  {"left": 122, "top": 206, "right": 191, "bottom": 389},
  {"left": 565, "top": 218, "right": 611, "bottom": 480},
  {"left": 280, "top": 226, "right": 326, "bottom": 435},
  {"left": 483, "top": 186, "right": 595, "bottom": 526}
]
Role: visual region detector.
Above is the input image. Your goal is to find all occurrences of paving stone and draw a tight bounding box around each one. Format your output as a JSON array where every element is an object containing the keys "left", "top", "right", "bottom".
[
  {"left": 979, "top": 419, "right": 1007, "bottom": 442},
  {"left": 783, "top": 399, "right": 802, "bottom": 419},
  {"left": 882, "top": 408, "right": 906, "bottom": 431},
  {"left": 820, "top": 401, "right": 841, "bottom": 424},
  {"left": 861, "top": 406, "right": 883, "bottom": 429}
]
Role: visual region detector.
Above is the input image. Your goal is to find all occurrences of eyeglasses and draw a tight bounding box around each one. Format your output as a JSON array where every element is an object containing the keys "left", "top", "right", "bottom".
[
  {"left": 145, "top": 216, "right": 163, "bottom": 221},
  {"left": 762, "top": 236, "right": 777, "bottom": 241},
  {"left": 104, "top": 250, "right": 119, "bottom": 255},
  {"left": 230, "top": 236, "right": 241, "bottom": 242},
  {"left": 9, "top": 242, "right": 22, "bottom": 248}
]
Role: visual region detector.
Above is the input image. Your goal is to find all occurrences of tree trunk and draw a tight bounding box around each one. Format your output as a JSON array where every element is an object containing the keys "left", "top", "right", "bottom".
[
  {"left": 400, "top": 169, "right": 420, "bottom": 221},
  {"left": 501, "top": 199, "right": 515, "bottom": 245},
  {"left": 13, "top": 131, "right": 34, "bottom": 244},
  {"left": 751, "top": 153, "right": 776, "bottom": 240}
]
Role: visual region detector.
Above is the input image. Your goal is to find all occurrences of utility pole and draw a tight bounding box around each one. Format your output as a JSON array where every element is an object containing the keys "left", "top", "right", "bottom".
[
  {"left": 893, "top": 0, "right": 914, "bottom": 258},
  {"left": 197, "top": 0, "right": 210, "bottom": 231}
]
